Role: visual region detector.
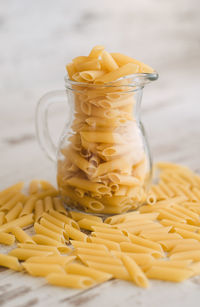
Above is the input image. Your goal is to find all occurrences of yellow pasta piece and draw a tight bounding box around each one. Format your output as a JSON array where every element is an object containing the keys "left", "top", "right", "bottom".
[
  {"left": 121, "top": 254, "right": 149, "bottom": 288},
  {"left": 26, "top": 255, "right": 75, "bottom": 266},
  {"left": 20, "top": 196, "right": 37, "bottom": 216},
  {"left": 1, "top": 193, "right": 26, "bottom": 212},
  {"left": 151, "top": 259, "right": 192, "bottom": 269},
  {"left": 189, "top": 261, "right": 200, "bottom": 276},
  {"left": 76, "top": 59, "right": 101, "bottom": 72},
  {"left": 160, "top": 219, "right": 199, "bottom": 232},
  {"left": 141, "top": 233, "right": 182, "bottom": 242},
  {"left": 86, "top": 261, "right": 130, "bottom": 280},
  {"left": 157, "top": 209, "right": 186, "bottom": 223},
  {"left": 111, "top": 53, "right": 154, "bottom": 73},
  {"left": 120, "top": 242, "right": 163, "bottom": 258},
  {"left": 80, "top": 70, "right": 105, "bottom": 82},
  {"left": 0, "top": 232, "right": 15, "bottom": 245},
  {"left": 69, "top": 211, "right": 102, "bottom": 223},
  {"left": 101, "top": 50, "right": 119, "bottom": 72},
  {"left": 127, "top": 233, "right": 163, "bottom": 253},
  {"left": 89, "top": 45, "right": 104, "bottom": 58},
  {"left": 0, "top": 212, "right": 5, "bottom": 225},
  {"left": 44, "top": 196, "right": 53, "bottom": 212},
  {"left": 111, "top": 251, "right": 154, "bottom": 268},
  {"left": 170, "top": 250, "right": 200, "bottom": 261},
  {"left": 49, "top": 209, "right": 79, "bottom": 230},
  {"left": 66, "top": 62, "right": 76, "bottom": 79},
  {"left": 40, "top": 218, "right": 64, "bottom": 235},
  {"left": 53, "top": 198, "right": 67, "bottom": 215},
  {"left": 29, "top": 180, "right": 40, "bottom": 194},
  {"left": 91, "top": 232, "right": 130, "bottom": 243},
  {"left": 17, "top": 243, "right": 60, "bottom": 254},
  {"left": 65, "top": 224, "right": 87, "bottom": 242},
  {"left": 40, "top": 181, "right": 56, "bottom": 191},
  {"left": 66, "top": 177, "right": 110, "bottom": 194},
  {"left": 46, "top": 273, "right": 95, "bottom": 289},
  {"left": 74, "top": 248, "right": 110, "bottom": 257},
  {"left": 95, "top": 63, "right": 139, "bottom": 83},
  {"left": 78, "top": 218, "right": 111, "bottom": 231},
  {"left": 34, "top": 222, "right": 65, "bottom": 243},
  {"left": 23, "top": 262, "right": 64, "bottom": 277},
  {"left": 78, "top": 254, "right": 122, "bottom": 266},
  {"left": 5, "top": 202, "right": 23, "bottom": 222},
  {"left": 91, "top": 226, "right": 123, "bottom": 235},
  {"left": 66, "top": 262, "right": 112, "bottom": 283},
  {"left": 0, "top": 214, "right": 34, "bottom": 233},
  {"left": 34, "top": 199, "right": 44, "bottom": 222},
  {"left": 32, "top": 234, "right": 70, "bottom": 253},
  {"left": 0, "top": 253, "right": 22, "bottom": 271},
  {"left": 9, "top": 248, "right": 54, "bottom": 260},
  {"left": 11, "top": 226, "right": 35, "bottom": 244},
  {"left": 87, "top": 236, "right": 120, "bottom": 251},
  {"left": 170, "top": 243, "right": 200, "bottom": 255},
  {"left": 42, "top": 212, "right": 65, "bottom": 228},
  {"left": 174, "top": 228, "right": 200, "bottom": 242},
  {"left": 0, "top": 191, "right": 17, "bottom": 206},
  {"left": 70, "top": 240, "right": 108, "bottom": 251},
  {"left": 146, "top": 266, "right": 192, "bottom": 282},
  {"left": 0, "top": 182, "right": 24, "bottom": 198}
]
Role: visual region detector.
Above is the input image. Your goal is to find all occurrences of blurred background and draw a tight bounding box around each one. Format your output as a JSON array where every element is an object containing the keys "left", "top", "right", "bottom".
[{"left": 0, "top": 0, "right": 200, "bottom": 187}]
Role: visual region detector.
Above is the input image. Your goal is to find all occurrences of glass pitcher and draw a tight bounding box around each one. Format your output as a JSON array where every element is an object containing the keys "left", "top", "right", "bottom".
[{"left": 36, "top": 72, "right": 158, "bottom": 215}]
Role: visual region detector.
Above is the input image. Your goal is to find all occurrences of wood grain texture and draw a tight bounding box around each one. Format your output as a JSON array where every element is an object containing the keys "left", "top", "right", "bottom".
[{"left": 0, "top": 0, "right": 200, "bottom": 306}]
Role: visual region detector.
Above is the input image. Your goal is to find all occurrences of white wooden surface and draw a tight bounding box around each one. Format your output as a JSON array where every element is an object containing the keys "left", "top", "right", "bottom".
[{"left": 0, "top": 0, "right": 200, "bottom": 306}]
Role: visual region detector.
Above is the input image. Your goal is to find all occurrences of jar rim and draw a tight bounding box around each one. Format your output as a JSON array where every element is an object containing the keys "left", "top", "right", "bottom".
[{"left": 64, "top": 72, "right": 159, "bottom": 89}]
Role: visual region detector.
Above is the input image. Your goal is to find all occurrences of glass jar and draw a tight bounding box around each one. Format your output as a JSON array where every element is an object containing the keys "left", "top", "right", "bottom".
[{"left": 36, "top": 72, "right": 158, "bottom": 215}]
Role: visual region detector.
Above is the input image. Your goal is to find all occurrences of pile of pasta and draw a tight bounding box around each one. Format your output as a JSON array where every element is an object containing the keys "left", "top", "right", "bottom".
[
  {"left": 0, "top": 163, "right": 200, "bottom": 289},
  {"left": 58, "top": 46, "right": 155, "bottom": 214}
]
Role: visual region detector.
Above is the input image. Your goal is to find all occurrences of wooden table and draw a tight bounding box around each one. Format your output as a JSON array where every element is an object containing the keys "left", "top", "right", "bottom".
[{"left": 0, "top": 0, "right": 200, "bottom": 306}]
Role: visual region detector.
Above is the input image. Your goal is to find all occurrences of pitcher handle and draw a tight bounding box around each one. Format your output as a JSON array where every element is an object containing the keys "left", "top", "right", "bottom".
[{"left": 35, "top": 90, "right": 68, "bottom": 162}]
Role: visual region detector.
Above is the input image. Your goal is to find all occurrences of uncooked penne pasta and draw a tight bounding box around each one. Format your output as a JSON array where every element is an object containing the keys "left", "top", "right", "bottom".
[
  {"left": 66, "top": 262, "right": 112, "bottom": 283},
  {"left": 34, "top": 223, "right": 65, "bottom": 243},
  {"left": 49, "top": 209, "right": 79, "bottom": 230},
  {"left": 86, "top": 261, "right": 130, "bottom": 281},
  {"left": 32, "top": 234, "right": 70, "bottom": 253},
  {"left": 0, "top": 253, "right": 22, "bottom": 271},
  {"left": 146, "top": 266, "right": 192, "bottom": 282},
  {"left": 44, "top": 196, "right": 54, "bottom": 212},
  {"left": 26, "top": 255, "right": 75, "bottom": 266},
  {"left": 87, "top": 236, "right": 120, "bottom": 251},
  {"left": 69, "top": 211, "right": 102, "bottom": 223},
  {"left": 40, "top": 218, "right": 64, "bottom": 235},
  {"left": 23, "top": 262, "right": 65, "bottom": 277},
  {"left": 53, "top": 198, "right": 67, "bottom": 215},
  {"left": 0, "top": 232, "right": 15, "bottom": 245},
  {"left": 9, "top": 248, "right": 54, "bottom": 260},
  {"left": 34, "top": 199, "right": 44, "bottom": 222},
  {"left": 11, "top": 226, "right": 35, "bottom": 244},
  {"left": 89, "top": 45, "right": 104, "bottom": 58},
  {"left": 70, "top": 240, "right": 108, "bottom": 251},
  {"left": 46, "top": 273, "right": 95, "bottom": 289},
  {"left": 5, "top": 202, "right": 23, "bottom": 222},
  {"left": 17, "top": 243, "right": 60, "bottom": 254},
  {"left": 120, "top": 242, "right": 163, "bottom": 258},
  {"left": 121, "top": 254, "right": 149, "bottom": 288},
  {"left": 0, "top": 214, "right": 34, "bottom": 232},
  {"left": 29, "top": 180, "right": 40, "bottom": 195},
  {"left": 65, "top": 224, "right": 87, "bottom": 242},
  {"left": 42, "top": 213, "right": 65, "bottom": 228},
  {"left": 78, "top": 218, "right": 111, "bottom": 231},
  {"left": 78, "top": 254, "right": 121, "bottom": 266},
  {"left": 0, "top": 212, "right": 5, "bottom": 225},
  {"left": 1, "top": 193, "right": 26, "bottom": 212}
]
